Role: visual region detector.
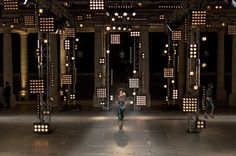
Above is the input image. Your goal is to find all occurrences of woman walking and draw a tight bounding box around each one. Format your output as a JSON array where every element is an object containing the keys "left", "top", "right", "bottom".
[{"left": 116, "top": 88, "right": 127, "bottom": 129}]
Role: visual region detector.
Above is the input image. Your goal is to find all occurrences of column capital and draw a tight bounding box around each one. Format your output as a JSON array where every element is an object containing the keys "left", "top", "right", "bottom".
[{"left": 12, "top": 29, "right": 29, "bottom": 36}]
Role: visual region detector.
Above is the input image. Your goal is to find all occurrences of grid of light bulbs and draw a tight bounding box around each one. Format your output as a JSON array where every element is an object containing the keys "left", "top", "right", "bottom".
[
  {"left": 99, "top": 101, "right": 106, "bottom": 106},
  {"left": 191, "top": 11, "right": 206, "bottom": 26},
  {"left": 159, "top": 15, "right": 165, "bottom": 20},
  {"left": 136, "top": 96, "right": 147, "bottom": 106},
  {"left": 61, "top": 74, "right": 72, "bottom": 84},
  {"left": 24, "top": 16, "right": 35, "bottom": 26},
  {"left": 64, "top": 40, "right": 70, "bottom": 50},
  {"left": 90, "top": 0, "right": 104, "bottom": 10},
  {"left": 183, "top": 97, "right": 198, "bottom": 112},
  {"left": 33, "top": 123, "right": 49, "bottom": 133},
  {"left": 195, "top": 120, "right": 206, "bottom": 129},
  {"left": 110, "top": 34, "right": 120, "bottom": 44},
  {"left": 164, "top": 68, "right": 174, "bottom": 78},
  {"left": 99, "top": 57, "right": 105, "bottom": 64},
  {"left": 51, "top": 62, "right": 55, "bottom": 87},
  {"left": 96, "top": 88, "right": 107, "bottom": 98},
  {"left": 39, "top": 17, "right": 55, "bottom": 32},
  {"left": 43, "top": 110, "right": 50, "bottom": 115},
  {"left": 30, "top": 80, "right": 44, "bottom": 94},
  {"left": 129, "top": 78, "right": 139, "bottom": 89},
  {"left": 70, "top": 94, "right": 75, "bottom": 100},
  {"left": 228, "top": 25, "right": 236, "bottom": 35},
  {"left": 172, "top": 31, "right": 182, "bottom": 41},
  {"left": 65, "top": 27, "right": 76, "bottom": 38},
  {"left": 158, "top": 5, "right": 182, "bottom": 9},
  {"left": 189, "top": 44, "right": 198, "bottom": 58},
  {"left": 131, "top": 31, "right": 140, "bottom": 37},
  {"left": 3, "top": 0, "right": 18, "bottom": 10},
  {"left": 173, "top": 90, "right": 178, "bottom": 99}
]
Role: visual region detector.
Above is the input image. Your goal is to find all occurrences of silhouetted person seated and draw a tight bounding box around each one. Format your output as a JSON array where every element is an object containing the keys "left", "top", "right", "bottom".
[{"left": 3, "top": 82, "right": 11, "bottom": 108}]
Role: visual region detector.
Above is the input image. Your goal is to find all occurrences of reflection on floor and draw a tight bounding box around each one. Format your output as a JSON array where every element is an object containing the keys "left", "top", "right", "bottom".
[{"left": 0, "top": 104, "right": 236, "bottom": 156}]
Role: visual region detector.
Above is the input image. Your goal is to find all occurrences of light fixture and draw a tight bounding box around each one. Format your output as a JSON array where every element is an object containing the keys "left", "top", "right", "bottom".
[
  {"left": 189, "top": 44, "right": 198, "bottom": 58},
  {"left": 61, "top": 74, "right": 72, "bottom": 84},
  {"left": 99, "top": 57, "right": 105, "bottom": 64},
  {"left": 110, "top": 34, "right": 120, "bottom": 44},
  {"left": 202, "top": 36, "right": 207, "bottom": 41},
  {"left": 195, "top": 120, "right": 206, "bottom": 129},
  {"left": 173, "top": 90, "right": 178, "bottom": 99},
  {"left": 190, "top": 71, "right": 195, "bottom": 76},
  {"left": 3, "top": 0, "right": 18, "bottom": 10},
  {"left": 64, "top": 40, "right": 70, "bottom": 50},
  {"left": 24, "top": 16, "right": 35, "bottom": 26},
  {"left": 39, "top": 17, "right": 55, "bottom": 32},
  {"left": 228, "top": 25, "right": 236, "bottom": 34},
  {"left": 65, "top": 27, "right": 76, "bottom": 38},
  {"left": 183, "top": 97, "right": 197, "bottom": 112},
  {"left": 164, "top": 68, "right": 174, "bottom": 78},
  {"left": 33, "top": 123, "right": 50, "bottom": 134},
  {"left": 191, "top": 10, "right": 206, "bottom": 26},
  {"left": 70, "top": 94, "right": 75, "bottom": 100},
  {"left": 96, "top": 88, "right": 107, "bottom": 98},
  {"left": 172, "top": 31, "right": 182, "bottom": 41},
  {"left": 90, "top": 0, "right": 104, "bottom": 10},
  {"left": 99, "top": 101, "right": 106, "bottom": 106},
  {"left": 131, "top": 31, "right": 140, "bottom": 37},
  {"left": 30, "top": 80, "right": 44, "bottom": 94},
  {"left": 194, "top": 85, "right": 199, "bottom": 90},
  {"left": 129, "top": 78, "right": 139, "bottom": 88},
  {"left": 202, "top": 63, "right": 207, "bottom": 68},
  {"left": 136, "top": 95, "right": 146, "bottom": 106}
]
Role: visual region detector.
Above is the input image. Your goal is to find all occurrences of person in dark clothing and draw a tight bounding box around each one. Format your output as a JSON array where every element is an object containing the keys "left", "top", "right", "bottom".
[
  {"left": 204, "top": 83, "right": 214, "bottom": 119},
  {"left": 3, "top": 82, "right": 11, "bottom": 108}
]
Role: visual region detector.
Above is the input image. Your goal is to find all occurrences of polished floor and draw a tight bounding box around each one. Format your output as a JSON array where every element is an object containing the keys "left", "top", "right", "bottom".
[{"left": 1, "top": 104, "right": 236, "bottom": 156}]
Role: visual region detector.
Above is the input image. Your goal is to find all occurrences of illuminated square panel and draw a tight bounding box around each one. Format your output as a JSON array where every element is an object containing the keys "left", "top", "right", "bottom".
[
  {"left": 173, "top": 90, "right": 178, "bottom": 100},
  {"left": 61, "top": 74, "right": 72, "bottom": 84},
  {"left": 110, "top": 34, "right": 120, "bottom": 44},
  {"left": 33, "top": 123, "right": 50, "bottom": 133},
  {"left": 129, "top": 78, "right": 139, "bottom": 88},
  {"left": 65, "top": 27, "right": 76, "bottom": 38},
  {"left": 24, "top": 16, "right": 35, "bottom": 26},
  {"left": 195, "top": 120, "right": 206, "bottom": 129},
  {"left": 96, "top": 88, "right": 106, "bottom": 98},
  {"left": 228, "top": 25, "right": 236, "bottom": 35},
  {"left": 183, "top": 97, "right": 197, "bottom": 112},
  {"left": 90, "top": 0, "right": 104, "bottom": 10},
  {"left": 99, "top": 57, "right": 105, "bottom": 64},
  {"left": 39, "top": 17, "right": 55, "bottom": 32},
  {"left": 191, "top": 10, "right": 206, "bottom": 26},
  {"left": 64, "top": 40, "right": 70, "bottom": 50},
  {"left": 3, "top": 0, "right": 18, "bottom": 10},
  {"left": 164, "top": 68, "right": 173, "bottom": 78},
  {"left": 189, "top": 44, "right": 198, "bottom": 58},
  {"left": 172, "top": 31, "right": 182, "bottom": 41},
  {"left": 30, "top": 80, "right": 44, "bottom": 94},
  {"left": 136, "top": 95, "right": 146, "bottom": 106}
]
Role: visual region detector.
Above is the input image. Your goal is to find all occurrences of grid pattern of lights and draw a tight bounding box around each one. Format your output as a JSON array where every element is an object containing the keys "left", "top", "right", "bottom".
[
  {"left": 70, "top": 94, "right": 75, "bottom": 100},
  {"left": 86, "top": 14, "right": 92, "bottom": 19},
  {"left": 173, "top": 90, "right": 178, "bottom": 100},
  {"left": 183, "top": 97, "right": 197, "bottom": 112},
  {"left": 99, "top": 57, "right": 105, "bottom": 64},
  {"left": 3, "top": 0, "right": 18, "bottom": 10},
  {"left": 129, "top": 78, "right": 139, "bottom": 88},
  {"left": 43, "top": 110, "right": 50, "bottom": 115},
  {"left": 99, "top": 101, "right": 106, "bottom": 106},
  {"left": 136, "top": 96, "right": 147, "bottom": 106},
  {"left": 195, "top": 120, "right": 206, "bottom": 129},
  {"left": 51, "top": 62, "right": 55, "bottom": 87},
  {"left": 159, "top": 15, "right": 165, "bottom": 20},
  {"left": 65, "top": 27, "right": 76, "bottom": 38},
  {"left": 228, "top": 25, "right": 236, "bottom": 35},
  {"left": 39, "top": 17, "right": 55, "bottom": 32},
  {"left": 61, "top": 74, "right": 72, "bottom": 84},
  {"left": 33, "top": 123, "right": 50, "bottom": 133},
  {"left": 110, "top": 34, "right": 120, "bottom": 44},
  {"left": 172, "top": 31, "right": 182, "bottom": 41},
  {"left": 189, "top": 44, "right": 198, "bottom": 58},
  {"left": 30, "top": 80, "right": 44, "bottom": 94},
  {"left": 164, "top": 68, "right": 174, "bottom": 78},
  {"left": 191, "top": 11, "right": 206, "bottom": 26},
  {"left": 64, "top": 40, "right": 70, "bottom": 50},
  {"left": 90, "top": 0, "right": 104, "bottom": 10},
  {"left": 158, "top": 5, "right": 182, "bottom": 9},
  {"left": 202, "top": 86, "right": 206, "bottom": 110},
  {"left": 131, "top": 31, "right": 140, "bottom": 37},
  {"left": 96, "top": 88, "right": 107, "bottom": 98},
  {"left": 77, "top": 15, "right": 83, "bottom": 21},
  {"left": 24, "top": 16, "right": 35, "bottom": 26}
]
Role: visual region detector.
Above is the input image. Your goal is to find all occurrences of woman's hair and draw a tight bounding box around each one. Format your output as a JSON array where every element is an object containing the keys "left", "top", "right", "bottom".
[{"left": 117, "top": 88, "right": 125, "bottom": 95}]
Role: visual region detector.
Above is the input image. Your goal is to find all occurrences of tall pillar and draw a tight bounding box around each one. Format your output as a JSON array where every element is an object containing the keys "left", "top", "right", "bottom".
[
  {"left": 178, "top": 38, "right": 185, "bottom": 100},
  {"left": 18, "top": 32, "right": 28, "bottom": 99},
  {"left": 93, "top": 26, "right": 105, "bottom": 107},
  {"left": 140, "top": 26, "right": 150, "bottom": 106},
  {"left": 229, "top": 35, "right": 236, "bottom": 106},
  {"left": 3, "top": 29, "right": 13, "bottom": 93},
  {"left": 216, "top": 31, "right": 227, "bottom": 101},
  {"left": 60, "top": 30, "right": 66, "bottom": 88},
  {"left": 49, "top": 34, "right": 59, "bottom": 107}
]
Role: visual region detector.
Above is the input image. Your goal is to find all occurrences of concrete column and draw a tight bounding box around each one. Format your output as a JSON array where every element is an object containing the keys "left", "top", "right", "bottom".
[
  {"left": 18, "top": 32, "right": 28, "bottom": 100},
  {"left": 49, "top": 34, "right": 59, "bottom": 107},
  {"left": 3, "top": 29, "right": 13, "bottom": 92},
  {"left": 178, "top": 38, "right": 185, "bottom": 100},
  {"left": 140, "top": 26, "right": 150, "bottom": 106},
  {"left": 93, "top": 26, "right": 105, "bottom": 107},
  {"left": 216, "top": 31, "right": 227, "bottom": 101},
  {"left": 60, "top": 30, "right": 66, "bottom": 88},
  {"left": 229, "top": 35, "right": 236, "bottom": 106}
]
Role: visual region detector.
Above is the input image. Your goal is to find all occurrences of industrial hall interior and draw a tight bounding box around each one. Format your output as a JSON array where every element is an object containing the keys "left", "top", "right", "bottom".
[{"left": 1, "top": 0, "right": 236, "bottom": 156}]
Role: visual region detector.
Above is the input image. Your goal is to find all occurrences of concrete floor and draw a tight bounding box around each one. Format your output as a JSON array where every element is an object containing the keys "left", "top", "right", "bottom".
[{"left": 0, "top": 104, "right": 236, "bottom": 156}]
